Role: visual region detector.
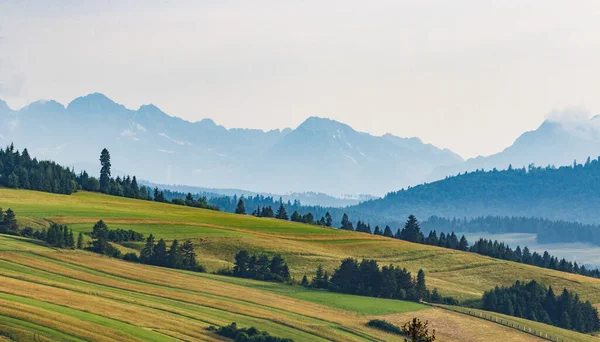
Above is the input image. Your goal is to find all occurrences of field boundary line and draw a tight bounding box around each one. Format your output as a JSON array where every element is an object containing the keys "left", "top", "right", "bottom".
[{"left": 432, "top": 304, "right": 566, "bottom": 341}]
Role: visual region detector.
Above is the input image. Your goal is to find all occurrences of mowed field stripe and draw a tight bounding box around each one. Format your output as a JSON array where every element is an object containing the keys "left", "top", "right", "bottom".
[{"left": 0, "top": 252, "right": 371, "bottom": 341}]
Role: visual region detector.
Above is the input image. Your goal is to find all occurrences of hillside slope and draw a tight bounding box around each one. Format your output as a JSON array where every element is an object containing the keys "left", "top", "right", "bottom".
[
  {"left": 0, "top": 190, "right": 598, "bottom": 341},
  {"left": 3, "top": 189, "right": 600, "bottom": 303},
  {"left": 350, "top": 156, "right": 600, "bottom": 225}
]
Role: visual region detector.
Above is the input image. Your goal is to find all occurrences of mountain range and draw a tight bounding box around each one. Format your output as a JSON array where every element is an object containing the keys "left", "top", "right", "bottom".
[
  {"left": 0, "top": 93, "right": 462, "bottom": 196},
  {"left": 1, "top": 93, "right": 599, "bottom": 197}
]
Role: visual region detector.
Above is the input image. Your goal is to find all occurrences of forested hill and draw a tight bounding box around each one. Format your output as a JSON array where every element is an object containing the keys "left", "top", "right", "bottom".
[{"left": 352, "top": 157, "right": 600, "bottom": 224}]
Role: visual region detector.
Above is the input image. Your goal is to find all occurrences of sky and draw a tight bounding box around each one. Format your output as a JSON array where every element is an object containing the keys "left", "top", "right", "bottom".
[{"left": 1, "top": 1, "right": 600, "bottom": 159}]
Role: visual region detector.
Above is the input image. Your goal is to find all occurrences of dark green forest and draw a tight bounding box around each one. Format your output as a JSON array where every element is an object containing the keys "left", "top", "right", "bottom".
[
  {"left": 422, "top": 215, "right": 600, "bottom": 246},
  {"left": 482, "top": 280, "right": 600, "bottom": 333},
  {"left": 355, "top": 158, "right": 600, "bottom": 224}
]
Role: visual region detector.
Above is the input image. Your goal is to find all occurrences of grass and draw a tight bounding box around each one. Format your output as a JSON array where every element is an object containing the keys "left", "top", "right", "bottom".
[
  {"left": 439, "top": 305, "right": 600, "bottom": 342},
  {"left": 0, "top": 189, "right": 599, "bottom": 341}
]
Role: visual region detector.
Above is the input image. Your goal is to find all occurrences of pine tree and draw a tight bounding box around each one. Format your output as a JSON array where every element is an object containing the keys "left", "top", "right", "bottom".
[
  {"left": 340, "top": 213, "right": 353, "bottom": 230},
  {"left": 383, "top": 225, "right": 394, "bottom": 238},
  {"left": 77, "top": 232, "right": 84, "bottom": 249},
  {"left": 416, "top": 269, "right": 427, "bottom": 300},
  {"left": 3, "top": 208, "right": 18, "bottom": 233},
  {"left": 399, "top": 215, "right": 424, "bottom": 243},
  {"left": 91, "top": 220, "right": 110, "bottom": 254},
  {"left": 291, "top": 211, "right": 302, "bottom": 222},
  {"left": 152, "top": 239, "right": 168, "bottom": 266},
  {"left": 275, "top": 201, "right": 288, "bottom": 220},
  {"left": 458, "top": 235, "right": 468, "bottom": 251},
  {"left": 167, "top": 239, "right": 182, "bottom": 269},
  {"left": 99, "top": 148, "right": 111, "bottom": 193},
  {"left": 325, "top": 212, "right": 333, "bottom": 227},
  {"left": 235, "top": 199, "right": 246, "bottom": 215},
  {"left": 140, "top": 234, "right": 155, "bottom": 263},
  {"left": 301, "top": 275, "right": 309, "bottom": 287},
  {"left": 67, "top": 229, "right": 75, "bottom": 248},
  {"left": 180, "top": 239, "right": 198, "bottom": 270}
]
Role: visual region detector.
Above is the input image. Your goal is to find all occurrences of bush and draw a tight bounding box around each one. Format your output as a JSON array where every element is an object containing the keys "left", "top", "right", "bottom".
[
  {"left": 215, "top": 268, "right": 234, "bottom": 276},
  {"left": 209, "top": 322, "right": 293, "bottom": 342},
  {"left": 122, "top": 252, "right": 140, "bottom": 262},
  {"left": 20, "top": 227, "right": 34, "bottom": 237},
  {"left": 366, "top": 319, "right": 403, "bottom": 335}
]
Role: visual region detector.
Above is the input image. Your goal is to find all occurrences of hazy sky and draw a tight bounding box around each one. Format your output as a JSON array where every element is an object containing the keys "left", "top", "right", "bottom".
[{"left": 1, "top": 0, "right": 600, "bottom": 158}]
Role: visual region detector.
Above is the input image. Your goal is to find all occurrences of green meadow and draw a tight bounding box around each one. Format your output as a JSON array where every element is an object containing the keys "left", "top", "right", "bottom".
[{"left": 0, "top": 189, "right": 598, "bottom": 341}]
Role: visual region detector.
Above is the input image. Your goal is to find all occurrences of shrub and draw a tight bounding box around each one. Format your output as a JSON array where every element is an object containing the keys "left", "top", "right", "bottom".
[{"left": 366, "top": 319, "right": 403, "bottom": 335}]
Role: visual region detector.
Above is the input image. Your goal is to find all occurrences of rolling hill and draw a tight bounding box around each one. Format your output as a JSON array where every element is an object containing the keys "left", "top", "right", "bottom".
[
  {"left": 0, "top": 189, "right": 599, "bottom": 341},
  {"left": 347, "top": 156, "right": 600, "bottom": 226}
]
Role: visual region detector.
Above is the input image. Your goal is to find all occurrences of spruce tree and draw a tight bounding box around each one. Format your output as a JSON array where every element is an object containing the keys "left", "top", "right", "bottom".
[
  {"left": 99, "top": 148, "right": 111, "bottom": 193},
  {"left": 416, "top": 269, "right": 427, "bottom": 300},
  {"left": 325, "top": 212, "right": 333, "bottom": 227},
  {"left": 275, "top": 202, "right": 288, "bottom": 220},
  {"left": 340, "top": 213, "right": 353, "bottom": 230},
  {"left": 3, "top": 208, "right": 18, "bottom": 233},
  {"left": 91, "top": 220, "right": 110, "bottom": 254},
  {"left": 235, "top": 199, "right": 246, "bottom": 215},
  {"left": 167, "top": 239, "right": 182, "bottom": 269},
  {"left": 180, "top": 239, "right": 198, "bottom": 270},
  {"left": 77, "top": 232, "right": 84, "bottom": 249},
  {"left": 152, "top": 239, "right": 168, "bottom": 266},
  {"left": 140, "top": 234, "right": 155, "bottom": 263},
  {"left": 383, "top": 225, "right": 394, "bottom": 238}
]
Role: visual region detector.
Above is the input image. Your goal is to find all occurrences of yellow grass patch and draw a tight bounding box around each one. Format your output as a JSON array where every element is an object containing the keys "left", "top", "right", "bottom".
[{"left": 380, "top": 308, "right": 545, "bottom": 342}]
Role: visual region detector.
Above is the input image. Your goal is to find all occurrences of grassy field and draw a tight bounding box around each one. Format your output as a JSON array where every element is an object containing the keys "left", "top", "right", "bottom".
[{"left": 0, "top": 189, "right": 598, "bottom": 341}]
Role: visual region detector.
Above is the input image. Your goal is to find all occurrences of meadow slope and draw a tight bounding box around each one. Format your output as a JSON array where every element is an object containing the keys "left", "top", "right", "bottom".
[{"left": 0, "top": 189, "right": 598, "bottom": 341}]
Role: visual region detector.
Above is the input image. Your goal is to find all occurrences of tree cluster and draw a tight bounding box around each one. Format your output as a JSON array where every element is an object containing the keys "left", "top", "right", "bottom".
[
  {"left": 0, "top": 144, "right": 77, "bottom": 194},
  {"left": 469, "top": 238, "right": 600, "bottom": 278},
  {"left": 89, "top": 220, "right": 123, "bottom": 258},
  {"left": 171, "top": 192, "right": 219, "bottom": 210},
  {"left": 306, "top": 258, "right": 456, "bottom": 304},
  {"left": 209, "top": 322, "right": 293, "bottom": 342},
  {"left": 106, "top": 228, "right": 144, "bottom": 243},
  {"left": 138, "top": 234, "right": 201, "bottom": 271},
  {"left": 423, "top": 215, "right": 600, "bottom": 247},
  {"left": 383, "top": 215, "right": 600, "bottom": 280},
  {"left": 251, "top": 205, "right": 274, "bottom": 218},
  {"left": 229, "top": 250, "right": 290, "bottom": 282},
  {"left": 33, "top": 223, "right": 75, "bottom": 248},
  {"left": 482, "top": 280, "right": 600, "bottom": 333},
  {"left": 0, "top": 208, "right": 18, "bottom": 235}
]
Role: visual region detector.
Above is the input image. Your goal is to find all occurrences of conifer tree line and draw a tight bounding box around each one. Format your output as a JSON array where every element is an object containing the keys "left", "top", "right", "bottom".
[
  {"left": 232, "top": 197, "right": 334, "bottom": 227},
  {"left": 219, "top": 250, "right": 291, "bottom": 283},
  {"left": 423, "top": 215, "right": 600, "bottom": 247},
  {"left": 105, "top": 228, "right": 144, "bottom": 243},
  {"left": 0, "top": 144, "right": 77, "bottom": 194},
  {"left": 303, "top": 258, "right": 457, "bottom": 305},
  {"left": 31, "top": 223, "right": 75, "bottom": 248},
  {"left": 134, "top": 234, "right": 202, "bottom": 271},
  {"left": 1, "top": 144, "right": 218, "bottom": 211},
  {"left": 1, "top": 208, "right": 82, "bottom": 249},
  {"left": 374, "top": 214, "right": 600, "bottom": 280},
  {"left": 85, "top": 220, "right": 204, "bottom": 271},
  {"left": 482, "top": 280, "right": 600, "bottom": 333},
  {"left": 468, "top": 238, "right": 600, "bottom": 278}
]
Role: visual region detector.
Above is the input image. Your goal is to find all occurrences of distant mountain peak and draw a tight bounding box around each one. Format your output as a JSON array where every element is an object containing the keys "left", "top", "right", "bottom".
[
  {"left": 297, "top": 116, "right": 353, "bottom": 132},
  {"left": 22, "top": 99, "right": 65, "bottom": 114},
  {"left": 67, "top": 93, "right": 125, "bottom": 113}
]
